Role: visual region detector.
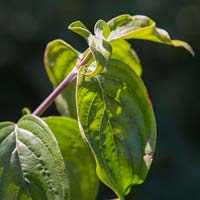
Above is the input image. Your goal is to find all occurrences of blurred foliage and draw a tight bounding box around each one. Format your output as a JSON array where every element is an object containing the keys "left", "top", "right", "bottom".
[{"left": 0, "top": 0, "right": 199, "bottom": 199}]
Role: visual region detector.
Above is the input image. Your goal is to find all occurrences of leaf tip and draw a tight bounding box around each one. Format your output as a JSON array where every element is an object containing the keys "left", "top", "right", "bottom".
[
  {"left": 68, "top": 21, "right": 91, "bottom": 39},
  {"left": 172, "top": 40, "right": 195, "bottom": 56}
]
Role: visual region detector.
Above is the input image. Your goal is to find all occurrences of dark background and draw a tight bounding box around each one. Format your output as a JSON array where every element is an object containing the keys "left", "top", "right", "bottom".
[{"left": 0, "top": 0, "right": 199, "bottom": 199}]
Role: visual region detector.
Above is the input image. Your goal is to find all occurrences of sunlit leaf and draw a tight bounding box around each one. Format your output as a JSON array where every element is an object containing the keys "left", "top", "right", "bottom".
[
  {"left": 45, "top": 39, "right": 80, "bottom": 117},
  {"left": 171, "top": 40, "right": 194, "bottom": 55},
  {"left": 76, "top": 59, "right": 156, "bottom": 199},
  {"left": 94, "top": 19, "right": 110, "bottom": 39},
  {"left": 84, "top": 36, "right": 112, "bottom": 77},
  {"left": 107, "top": 14, "right": 194, "bottom": 55},
  {"left": 44, "top": 116, "right": 99, "bottom": 200},
  {"left": 68, "top": 21, "right": 91, "bottom": 40},
  {"left": 0, "top": 115, "right": 69, "bottom": 200},
  {"left": 69, "top": 21, "right": 112, "bottom": 77}
]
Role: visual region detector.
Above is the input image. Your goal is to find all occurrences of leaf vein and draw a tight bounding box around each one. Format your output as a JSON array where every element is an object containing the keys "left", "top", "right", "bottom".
[{"left": 96, "top": 77, "right": 122, "bottom": 192}]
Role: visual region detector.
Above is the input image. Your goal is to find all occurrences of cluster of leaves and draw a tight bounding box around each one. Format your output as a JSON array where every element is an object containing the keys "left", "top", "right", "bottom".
[{"left": 0, "top": 14, "right": 193, "bottom": 200}]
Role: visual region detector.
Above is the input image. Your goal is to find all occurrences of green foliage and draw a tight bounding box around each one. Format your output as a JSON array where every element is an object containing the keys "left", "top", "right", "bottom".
[
  {"left": 69, "top": 21, "right": 112, "bottom": 78},
  {"left": 0, "top": 115, "right": 69, "bottom": 200},
  {"left": 94, "top": 20, "right": 110, "bottom": 39},
  {"left": 76, "top": 59, "right": 156, "bottom": 199},
  {"left": 44, "top": 117, "right": 99, "bottom": 200},
  {"left": 110, "top": 39, "right": 142, "bottom": 76},
  {"left": 106, "top": 14, "right": 194, "bottom": 55},
  {"left": 0, "top": 14, "right": 193, "bottom": 200},
  {"left": 44, "top": 39, "right": 80, "bottom": 117}
]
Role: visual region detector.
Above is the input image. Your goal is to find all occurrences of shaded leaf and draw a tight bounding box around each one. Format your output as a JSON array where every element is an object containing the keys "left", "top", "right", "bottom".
[
  {"left": 0, "top": 115, "right": 69, "bottom": 200},
  {"left": 44, "top": 116, "right": 99, "bottom": 200},
  {"left": 107, "top": 14, "right": 194, "bottom": 55},
  {"left": 76, "top": 59, "right": 156, "bottom": 199},
  {"left": 45, "top": 39, "right": 80, "bottom": 117}
]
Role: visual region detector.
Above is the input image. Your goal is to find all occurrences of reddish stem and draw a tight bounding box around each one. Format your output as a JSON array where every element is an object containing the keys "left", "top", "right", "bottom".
[{"left": 33, "top": 51, "right": 92, "bottom": 116}]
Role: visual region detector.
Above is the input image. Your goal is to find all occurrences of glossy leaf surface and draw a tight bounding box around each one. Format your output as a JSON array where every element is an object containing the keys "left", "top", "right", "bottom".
[
  {"left": 44, "top": 117, "right": 99, "bottom": 200},
  {"left": 107, "top": 14, "right": 194, "bottom": 55},
  {"left": 45, "top": 39, "right": 80, "bottom": 117},
  {"left": 76, "top": 59, "right": 156, "bottom": 199},
  {"left": 0, "top": 115, "right": 69, "bottom": 200}
]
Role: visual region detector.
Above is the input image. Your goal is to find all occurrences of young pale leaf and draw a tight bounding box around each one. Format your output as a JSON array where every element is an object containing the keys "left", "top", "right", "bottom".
[
  {"left": 85, "top": 36, "right": 112, "bottom": 77},
  {"left": 94, "top": 19, "right": 110, "bottom": 39},
  {"left": 44, "top": 117, "right": 99, "bottom": 200},
  {"left": 68, "top": 21, "right": 91, "bottom": 40},
  {"left": 0, "top": 115, "right": 69, "bottom": 200},
  {"left": 110, "top": 39, "right": 142, "bottom": 76},
  {"left": 107, "top": 14, "right": 194, "bottom": 55},
  {"left": 76, "top": 59, "right": 156, "bottom": 199},
  {"left": 45, "top": 39, "right": 80, "bottom": 117},
  {"left": 69, "top": 20, "right": 112, "bottom": 77}
]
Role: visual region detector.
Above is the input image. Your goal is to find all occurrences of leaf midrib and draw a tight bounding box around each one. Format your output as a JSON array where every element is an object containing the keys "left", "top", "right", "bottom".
[
  {"left": 96, "top": 76, "right": 124, "bottom": 196},
  {"left": 98, "top": 71, "right": 146, "bottom": 184}
]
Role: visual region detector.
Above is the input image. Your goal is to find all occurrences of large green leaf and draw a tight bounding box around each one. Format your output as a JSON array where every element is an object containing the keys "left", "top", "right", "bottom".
[
  {"left": 44, "top": 117, "right": 99, "bottom": 200},
  {"left": 107, "top": 14, "right": 194, "bottom": 55},
  {"left": 0, "top": 115, "right": 69, "bottom": 200},
  {"left": 76, "top": 59, "right": 156, "bottom": 199},
  {"left": 45, "top": 39, "right": 80, "bottom": 117}
]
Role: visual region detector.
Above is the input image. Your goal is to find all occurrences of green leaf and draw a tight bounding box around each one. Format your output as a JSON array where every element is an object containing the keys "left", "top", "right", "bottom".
[
  {"left": 107, "top": 14, "right": 194, "bottom": 55},
  {"left": 0, "top": 115, "right": 69, "bottom": 200},
  {"left": 110, "top": 39, "right": 142, "bottom": 76},
  {"left": 45, "top": 39, "right": 80, "bottom": 117},
  {"left": 171, "top": 40, "right": 194, "bottom": 55},
  {"left": 45, "top": 39, "right": 80, "bottom": 86},
  {"left": 76, "top": 59, "right": 156, "bottom": 199},
  {"left": 44, "top": 117, "right": 99, "bottom": 200},
  {"left": 94, "top": 19, "right": 110, "bottom": 39},
  {"left": 68, "top": 21, "right": 91, "bottom": 40}
]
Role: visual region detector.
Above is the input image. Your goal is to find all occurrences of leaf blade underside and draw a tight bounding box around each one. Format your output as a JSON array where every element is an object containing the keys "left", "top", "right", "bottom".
[{"left": 107, "top": 14, "right": 194, "bottom": 55}]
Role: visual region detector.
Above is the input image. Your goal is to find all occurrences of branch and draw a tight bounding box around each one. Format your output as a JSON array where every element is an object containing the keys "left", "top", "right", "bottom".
[{"left": 33, "top": 50, "right": 92, "bottom": 116}]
